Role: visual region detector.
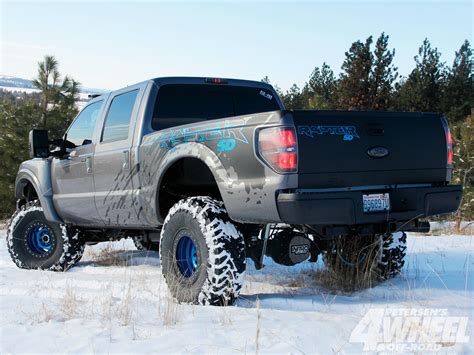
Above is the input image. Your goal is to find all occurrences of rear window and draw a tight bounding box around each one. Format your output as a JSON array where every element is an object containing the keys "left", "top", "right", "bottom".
[{"left": 152, "top": 84, "right": 280, "bottom": 130}]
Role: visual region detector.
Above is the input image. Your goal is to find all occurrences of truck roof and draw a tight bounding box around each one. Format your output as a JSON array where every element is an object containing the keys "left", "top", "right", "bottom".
[
  {"left": 90, "top": 76, "right": 275, "bottom": 103},
  {"left": 150, "top": 76, "right": 273, "bottom": 89}
]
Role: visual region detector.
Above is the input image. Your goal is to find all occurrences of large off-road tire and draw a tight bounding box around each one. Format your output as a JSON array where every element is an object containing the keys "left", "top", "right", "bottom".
[
  {"left": 324, "top": 232, "right": 407, "bottom": 283},
  {"left": 133, "top": 236, "right": 160, "bottom": 252},
  {"left": 7, "top": 201, "right": 85, "bottom": 271},
  {"left": 374, "top": 232, "right": 407, "bottom": 279},
  {"left": 160, "top": 196, "right": 246, "bottom": 306}
]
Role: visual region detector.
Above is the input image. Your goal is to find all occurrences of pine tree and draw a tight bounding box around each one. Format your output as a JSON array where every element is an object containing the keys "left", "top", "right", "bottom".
[
  {"left": 338, "top": 33, "right": 398, "bottom": 110},
  {"left": 260, "top": 76, "right": 284, "bottom": 98},
  {"left": 395, "top": 39, "right": 445, "bottom": 112},
  {"left": 281, "top": 84, "right": 305, "bottom": 110},
  {"left": 261, "top": 76, "right": 271, "bottom": 84},
  {"left": 306, "top": 63, "right": 337, "bottom": 109},
  {"left": 443, "top": 40, "right": 472, "bottom": 123},
  {"left": 32, "top": 55, "right": 61, "bottom": 127},
  {"left": 370, "top": 33, "right": 398, "bottom": 110},
  {"left": 32, "top": 55, "right": 80, "bottom": 132},
  {"left": 338, "top": 36, "right": 374, "bottom": 110}
]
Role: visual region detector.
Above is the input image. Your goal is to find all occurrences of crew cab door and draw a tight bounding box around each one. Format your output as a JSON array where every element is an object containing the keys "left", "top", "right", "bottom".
[
  {"left": 51, "top": 99, "right": 105, "bottom": 225},
  {"left": 93, "top": 85, "right": 143, "bottom": 226}
]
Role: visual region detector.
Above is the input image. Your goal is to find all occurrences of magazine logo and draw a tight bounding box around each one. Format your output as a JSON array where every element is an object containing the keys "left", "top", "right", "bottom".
[{"left": 350, "top": 308, "right": 470, "bottom": 352}]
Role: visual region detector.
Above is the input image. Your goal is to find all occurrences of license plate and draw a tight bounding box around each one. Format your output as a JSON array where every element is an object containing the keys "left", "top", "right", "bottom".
[{"left": 362, "top": 193, "right": 390, "bottom": 213}]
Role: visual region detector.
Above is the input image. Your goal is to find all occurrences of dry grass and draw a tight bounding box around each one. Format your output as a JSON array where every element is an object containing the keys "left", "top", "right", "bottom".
[
  {"left": 119, "top": 279, "right": 133, "bottom": 326},
  {"left": 61, "top": 286, "right": 78, "bottom": 320},
  {"left": 39, "top": 302, "right": 54, "bottom": 322},
  {"left": 84, "top": 243, "right": 130, "bottom": 267},
  {"left": 286, "top": 274, "right": 307, "bottom": 288},
  {"left": 314, "top": 236, "right": 382, "bottom": 293},
  {"left": 161, "top": 294, "right": 180, "bottom": 326},
  {"left": 218, "top": 305, "right": 234, "bottom": 326},
  {"left": 157, "top": 258, "right": 184, "bottom": 326},
  {"left": 255, "top": 297, "right": 261, "bottom": 355},
  {"left": 100, "top": 290, "right": 114, "bottom": 324}
]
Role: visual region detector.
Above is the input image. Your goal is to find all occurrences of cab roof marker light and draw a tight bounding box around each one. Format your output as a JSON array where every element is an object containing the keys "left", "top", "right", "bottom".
[{"left": 205, "top": 78, "right": 228, "bottom": 84}]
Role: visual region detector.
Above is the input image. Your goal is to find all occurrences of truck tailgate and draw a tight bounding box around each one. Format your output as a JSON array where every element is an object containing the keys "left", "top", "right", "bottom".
[{"left": 292, "top": 110, "right": 449, "bottom": 188}]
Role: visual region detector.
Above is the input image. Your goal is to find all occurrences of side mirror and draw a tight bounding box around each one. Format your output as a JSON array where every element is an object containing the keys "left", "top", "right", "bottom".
[{"left": 28, "top": 129, "right": 50, "bottom": 158}]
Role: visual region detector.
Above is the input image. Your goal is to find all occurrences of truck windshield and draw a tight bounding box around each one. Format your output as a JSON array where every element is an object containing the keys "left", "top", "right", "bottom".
[{"left": 152, "top": 84, "right": 280, "bottom": 130}]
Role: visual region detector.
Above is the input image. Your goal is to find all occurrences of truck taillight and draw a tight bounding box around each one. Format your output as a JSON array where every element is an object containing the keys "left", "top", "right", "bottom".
[
  {"left": 441, "top": 117, "right": 453, "bottom": 167},
  {"left": 446, "top": 129, "right": 453, "bottom": 166},
  {"left": 257, "top": 127, "right": 297, "bottom": 173}
]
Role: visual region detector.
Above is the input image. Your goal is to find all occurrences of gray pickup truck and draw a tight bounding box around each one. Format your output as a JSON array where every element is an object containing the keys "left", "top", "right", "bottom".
[{"left": 8, "top": 77, "right": 462, "bottom": 305}]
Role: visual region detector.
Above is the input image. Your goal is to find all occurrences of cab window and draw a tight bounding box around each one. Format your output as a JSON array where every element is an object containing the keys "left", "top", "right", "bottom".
[
  {"left": 101, "top": 90, "right": 138, "bottom": 143},
  {"left": 67, "top": 100, "right": 103, "bottom": 146}
]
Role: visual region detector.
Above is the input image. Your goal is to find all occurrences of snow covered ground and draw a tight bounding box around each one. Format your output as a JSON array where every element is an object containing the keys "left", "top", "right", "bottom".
[{"left": 0, "top": 230, "right": 472, "bottom": 354}]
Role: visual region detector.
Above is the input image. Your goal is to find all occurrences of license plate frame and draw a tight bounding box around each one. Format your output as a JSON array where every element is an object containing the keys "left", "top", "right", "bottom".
[{"left": 362, "top": 193, "right": 391, "bottom": 213}]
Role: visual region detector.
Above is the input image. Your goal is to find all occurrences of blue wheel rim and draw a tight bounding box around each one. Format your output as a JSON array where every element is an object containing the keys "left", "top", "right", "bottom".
[
  {"left": 176, "top": 235, "right": 198, "bottom": 278},
  {"left": 26, "top": 224, "right": 53, "bottom": 255}
]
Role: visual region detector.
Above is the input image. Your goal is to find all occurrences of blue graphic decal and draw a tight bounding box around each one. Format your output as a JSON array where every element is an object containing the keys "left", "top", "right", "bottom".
[
  {"left": 298, "top": 125, "right": 360, "bottom": 141},
  {"left": 217, "top": 139, "right": 237, "bottom": 152},
  {"left": 158, "top": 120, "right": 248, "bottom": 150}
]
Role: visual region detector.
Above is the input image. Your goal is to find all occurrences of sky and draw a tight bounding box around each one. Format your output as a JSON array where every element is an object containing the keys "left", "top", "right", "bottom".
[{"left": 1, "top": 0, "right": 472, "bottom": 91}]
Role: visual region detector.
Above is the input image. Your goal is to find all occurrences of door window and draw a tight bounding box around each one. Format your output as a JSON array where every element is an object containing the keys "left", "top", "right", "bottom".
[
  {"left": 67, "top": 100, "right": 103, "bottom": 146},
  {"left": 102, "top": 90, "right": 138, "bottom": 142}
]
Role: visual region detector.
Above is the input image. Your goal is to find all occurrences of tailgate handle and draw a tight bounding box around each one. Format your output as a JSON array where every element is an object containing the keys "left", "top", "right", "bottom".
[{"left": 367, "top": 127, "right": 384, "bottom": 136}]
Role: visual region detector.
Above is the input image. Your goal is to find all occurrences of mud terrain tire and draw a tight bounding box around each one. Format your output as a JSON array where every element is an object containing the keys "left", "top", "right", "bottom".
[
  {"left": 374, "top": 232, "right": 407, "bottom": 279},
  {"left": 7, "top": 201, "right": 85, "bottom": 271},
  {"left": 133, "top": 236, "right": 160, "bottom": 252},
  {"left": 160, "top": 197, "right": 246, "bottom": 306},
  {"left": 324, "top": 232, "right": 407, "bottom": 281}
]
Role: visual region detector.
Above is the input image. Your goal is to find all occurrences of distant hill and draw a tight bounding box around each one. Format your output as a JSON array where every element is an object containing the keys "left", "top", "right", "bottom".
[
  {"left": 0, "top": 75, "right": 108, "bottom": 94},
  {"left": 0, "top": 75, "right": 36, "bottom": 89}
]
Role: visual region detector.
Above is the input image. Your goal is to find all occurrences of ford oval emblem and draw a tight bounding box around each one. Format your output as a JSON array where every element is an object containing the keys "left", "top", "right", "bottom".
[{"left": 367, "top": 146, "right": 389, "bottom": 158}]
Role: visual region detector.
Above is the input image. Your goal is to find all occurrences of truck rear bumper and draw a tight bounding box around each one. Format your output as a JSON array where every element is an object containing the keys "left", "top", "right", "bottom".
[{"left": 277, "top": 185, "right": 462, "bottom": 225}]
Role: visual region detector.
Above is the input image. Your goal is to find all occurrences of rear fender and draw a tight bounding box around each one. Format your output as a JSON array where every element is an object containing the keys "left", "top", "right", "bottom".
[
  {"left": 144, "top": 143, "right": 232, "bottom": 224},
  {"left": 139, "top": 112, "right": 296, "bottom": 225}
]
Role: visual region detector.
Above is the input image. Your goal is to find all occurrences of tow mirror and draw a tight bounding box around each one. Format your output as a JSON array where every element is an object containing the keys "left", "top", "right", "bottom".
[{"left": 28, "top": 129, "right": 50, "bottom": 158}]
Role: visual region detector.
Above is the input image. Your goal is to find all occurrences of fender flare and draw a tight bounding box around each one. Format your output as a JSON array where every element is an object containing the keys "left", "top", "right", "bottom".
[
  {"left": 152, "top": 143, "right": 232, "bottom": 223},
  {"left": 15, "top": 165, "right": 63, "bottom": 223}
]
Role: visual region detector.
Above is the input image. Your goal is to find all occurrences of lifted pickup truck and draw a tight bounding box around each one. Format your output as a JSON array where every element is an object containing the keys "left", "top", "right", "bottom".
[{"left": 8, "top": 77, "right": 462, "bottom": 305}]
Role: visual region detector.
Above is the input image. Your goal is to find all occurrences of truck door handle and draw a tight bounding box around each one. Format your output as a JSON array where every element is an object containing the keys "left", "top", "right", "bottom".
[
  {"left": 122, "top": 150, "right": 130, "bottom": 170},
  {"left": 86, "top": 156, "right": 92, "bottom": 173}
]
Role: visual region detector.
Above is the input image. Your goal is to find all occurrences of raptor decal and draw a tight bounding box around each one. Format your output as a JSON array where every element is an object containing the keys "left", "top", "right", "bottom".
[
  {"left": 298, "top": 125, "right": 360, "bottom": 141},
  {"left": 157, "top": 120, "right": 249, "bottom": 150}
]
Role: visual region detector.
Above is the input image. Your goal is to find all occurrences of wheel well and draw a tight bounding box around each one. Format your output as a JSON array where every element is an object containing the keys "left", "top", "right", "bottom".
[
  {"left": 18, "top": 180, "right": 39, "bottom": 207},
  {"left": 158, "top": 158, "right": 222, "bottom": 220}
]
